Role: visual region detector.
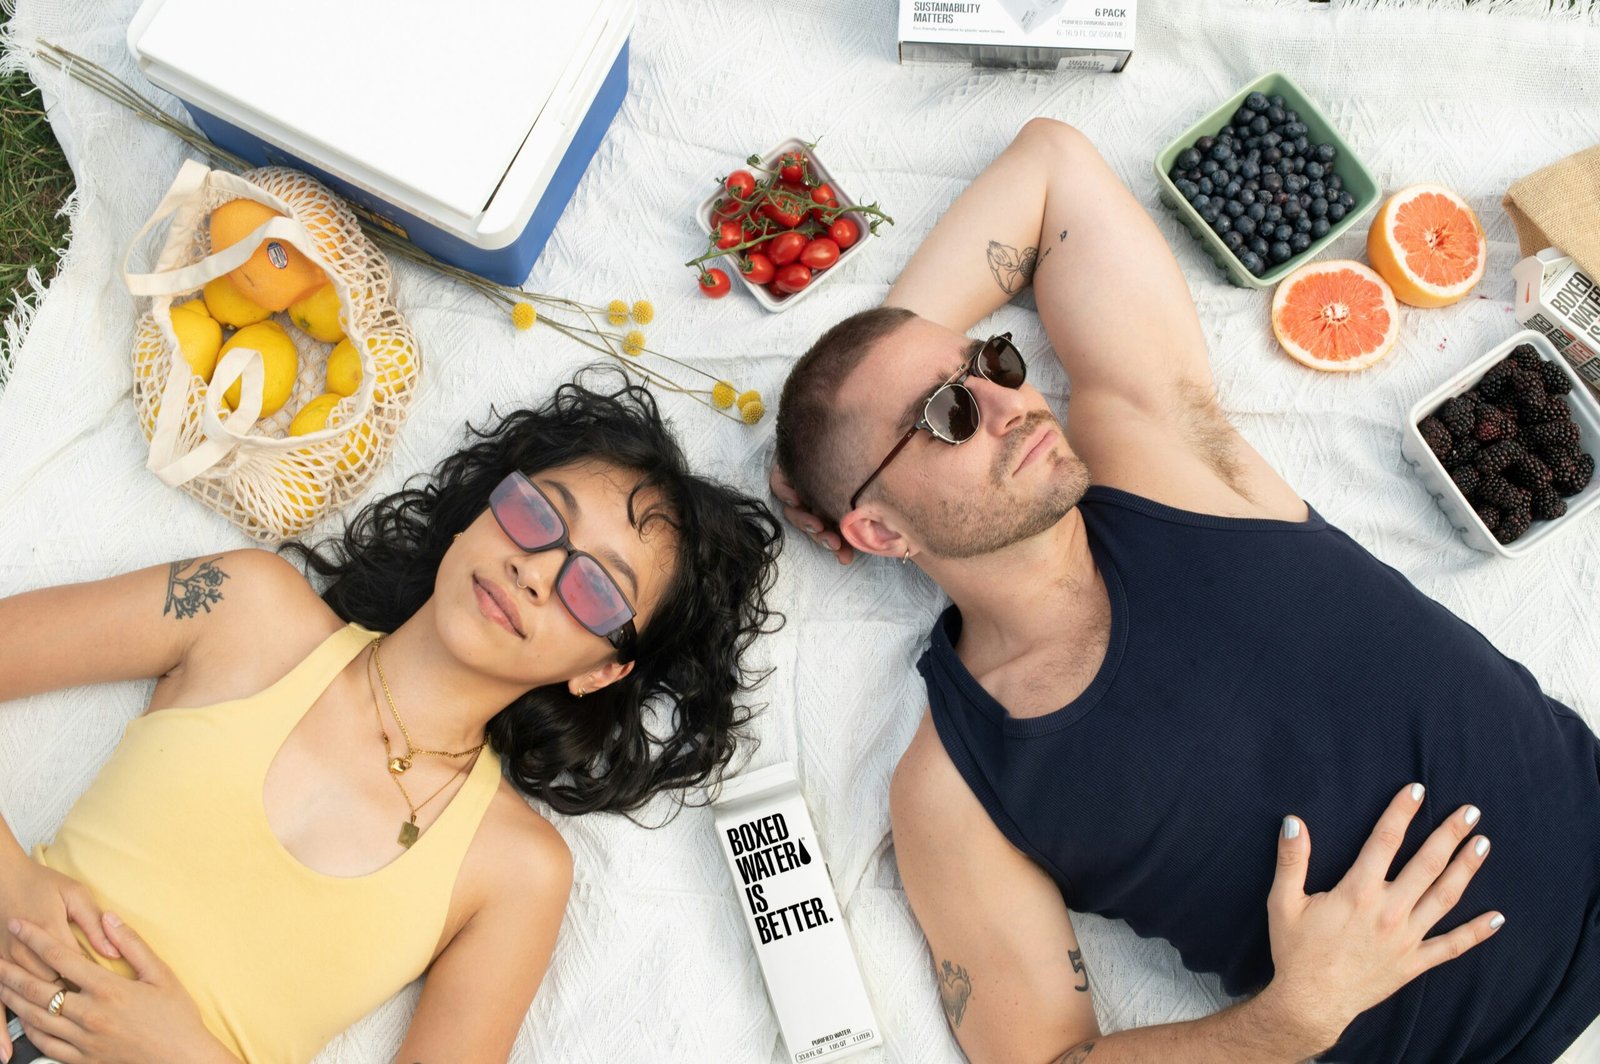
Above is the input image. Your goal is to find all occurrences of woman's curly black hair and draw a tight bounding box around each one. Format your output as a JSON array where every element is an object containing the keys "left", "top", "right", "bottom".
[{"left": 283, "top": 378, "right": 783, "bottom": 817}]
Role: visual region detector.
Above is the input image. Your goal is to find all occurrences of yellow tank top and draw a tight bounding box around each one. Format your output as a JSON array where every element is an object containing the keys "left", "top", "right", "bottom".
[{"left": 35, "top": 623, "right": 502, "bottom": 1064}]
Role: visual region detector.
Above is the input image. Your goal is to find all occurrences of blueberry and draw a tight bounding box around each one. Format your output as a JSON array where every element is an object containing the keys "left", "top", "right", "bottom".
[
  {"left": 1177, "top": 179, "right": 1199, "bottom": 199},
  {"left": 1270, "top": 240, "right": 1293, "bottom": 264},
  {"left": 1292, "top": 156, "right": 1307, "bottom": 174},
  {"left": 1328, "top": 201, "right": 1347, "bottom": 221},
  {"left": 1223, "top": 180, "right": 1243, "bottom": 198},
  {"left": 1266, "top": 104, "right": 1286, "bottom": 124},
  {"left": 1250, "top": 236, "right": 1270, "bottom": 257},
  {"left": 1264, "top": 204, "right": 1283, "bottom": 223},
  {"left": 1309, "top": 197, "right": 1329, "bottom": 218},
  {"left": 1262, "top": 172, "right": 1283, "bottom": 192},
  {"left": 1293, "top": 135, "right": 1310, "bottom": 155},
  {"left": 1246, "top": 202, "right": 1266, "bottom": 222},
  {"left": 1239, "top": 189, "right": 1257, "bottom": 206},
  {"left": 1294, "top": 214, "right": 1313, "bottom": 234},
  {"left": 1273, "top": 223, "right": 1292, "bottom": 242},
  {"left": 1273, "top": 191, "right": 1291, "bottom": 207},
  {"left": 1241, "top": 251, "right": 1266, "bottom": 276},
  {"left": 1232, "top": 106, "right": 1254, "bottom": 127},
  {"left": 1200, "top": 203, "right": 1220, "bottom": 224},
  {"left": 1291, "top": 232, "right": 1312, "bottom": 254},
  {"left": 1213, "top": 213, "right": 1233, "bottom": 233},
  {"left": 1240, "top": 161, "right": 1261, "bottom": 182},
  {"left": 1235, "top": 215, "right": 1257, "bottom": 237},
  {"left": 1210, "top": 143, "right": 1234, "bottom": 162},
  {"left": 1178, "top": 148, "right": 1202, "bottom": 169},
  {"left": 1285, "top": 174, "right": 1305, "bottom": 193},
  {"left": 1201, "top": 159, "right": 1220, "bottom": 176},
  {"left": 1196, "top": 135, "right": 1216, "bottom": 152},
  {"left": 1284, "top": 120, "right": 1305, "bottom": 137},
  {"left": 1305, "top": 161, "right": 1325, "bottom": 180},
  {"left": 1198, "top": 177, "right": 1214, "bottom": 195},
  {"left": 1315, "top": 143, "right": 1337, "bottom": 164},
  {"left": 1262, "top": 148, "right": 1283, "bottom": 166},
  {"left": 1249, "top": 115, "right": 1270, "bottom": 136},
  {"left": 1307, "top": 181, "right": 1326, "bottom": 199},
  {"left": 1193, "top": 192, "right": 1211, "bottom": 210},
  {"left": 1312, "top": 217, "right": 1331, "bottom": 238},
  {"left": 1225, "top": 199, "right": 1245, "bottom": 218},
  {"left": 1224, "top": 229, "right": 1247, "bottom": 252},
  {"left": 1298, "top": 192, "right": 1312, "bottom": 208},
  {"left": 1327, "top": 173, "right": 1343, "bottom": 192},
  {"left": 1338, "top": 190, "right": 1355, "bottom": 208},
  {"left": 1262, "top": 131, "right": 1282, "bottom": 148},
  {"left": 1225, "top": 158, "right": 1242, "bottom": 175},
  {"left": 1269, "top": 93, "right": 1285, "bottom": 107},
  {"left": 1282, "top": 199, "right": 1302, "bottom": 220},
  {"left": 1246, "top": 91, "right": 1270, "bottom": 112}
]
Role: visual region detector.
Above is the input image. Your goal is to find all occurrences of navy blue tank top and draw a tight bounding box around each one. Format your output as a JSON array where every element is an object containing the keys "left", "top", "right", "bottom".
[{"left": 921, "top": 486, "right": 1600, "bottom": 1063}]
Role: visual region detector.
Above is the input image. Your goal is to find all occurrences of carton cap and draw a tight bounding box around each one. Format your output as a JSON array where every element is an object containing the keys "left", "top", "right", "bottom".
[{"left": 713, "top": 762, "right": 799, "bottom": 807}]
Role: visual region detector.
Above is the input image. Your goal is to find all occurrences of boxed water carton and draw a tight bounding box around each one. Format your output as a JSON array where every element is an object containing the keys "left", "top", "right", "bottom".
[
  {"left": 713, "top": 763, "right": 881, "bottom": 1063},
  {"left": 1512, "top": 247, "right": 1600, "bottom": 397},
  {"left": 128, "top": 0, "right": 634, "bottom": 285},
  {"left": 897, "top": 0, "right": 1136, "bottom": 70}
]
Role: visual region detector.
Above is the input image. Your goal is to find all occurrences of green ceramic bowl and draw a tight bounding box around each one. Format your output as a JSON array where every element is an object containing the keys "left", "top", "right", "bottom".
[{"left": 1154, "top": 71, "right": 1380, "bottom": 290}]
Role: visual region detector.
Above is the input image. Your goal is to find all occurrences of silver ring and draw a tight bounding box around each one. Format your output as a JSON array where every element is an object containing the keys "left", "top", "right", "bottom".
[{"left": 47, "top": 987, "right": 67, "bottom": 1017}]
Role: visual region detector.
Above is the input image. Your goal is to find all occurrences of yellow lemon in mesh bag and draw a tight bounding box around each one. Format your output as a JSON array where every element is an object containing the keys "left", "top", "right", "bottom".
[
  {"left": 337, "top": 420, "right": 377, "bottom": 474},
  {"left": 289, "top": 394, "right": 377, "bottom": 474},
  {"left": 287, "top": 393, "right": 341, "bottom": 436},
  {"left": 329, "top": 333, "right": 417, "bottom": 401},
  {"left": 202, "top": 275, "right": 273, "bottom": 328},
  {"left": 277, "top": 466, "right": 328, "bottom": 534},
  {"left": 220, "top": 321, "right": 299, "bottom": 417},
  {"left": 287, "top": 282, "right": 346, "bottom": 344},
  {"left": 325, "top": 338, "right": 362, "bottom": 396},
  {"left": 169, "top": 301, "right": 222, "bottom": 382}
]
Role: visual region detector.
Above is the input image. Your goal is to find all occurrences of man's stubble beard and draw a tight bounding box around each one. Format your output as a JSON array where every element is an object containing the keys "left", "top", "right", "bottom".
[{"left": 892, "top": 410, "right": 1090, "bottom": 560}]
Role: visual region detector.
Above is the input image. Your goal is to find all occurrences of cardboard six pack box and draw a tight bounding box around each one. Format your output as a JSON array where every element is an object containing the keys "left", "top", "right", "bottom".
[
  {"left": 1512, "top": 247, "right": 1600, "bottom": 397},
  {"left": 897, "top": 0, "right": 1136, "bottom": 70}
]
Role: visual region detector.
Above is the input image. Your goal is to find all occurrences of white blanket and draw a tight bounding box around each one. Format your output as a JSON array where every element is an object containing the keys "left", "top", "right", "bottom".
[{"left": 3, "top": 1, "right": 1600, "bottom": 1061}]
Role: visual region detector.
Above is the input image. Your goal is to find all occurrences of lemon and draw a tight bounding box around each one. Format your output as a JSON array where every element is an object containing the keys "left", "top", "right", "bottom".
[
  {"left": 338, "top": 420, "right": 377, "bottom": 474},
  {"left": 169, "top": 303, "right": 222, "bottom": 382},
  {"left": 288, "top": 392, "right": 341, "bottom": 436},
  {"left": 287, "top": 282, "right": 346, "bottom": 344},
  {"left": 220, "top": 321, "right": 299, "bottom": 417},
  {"left": 325, "top": 338, "right": 363, "bottom": 397},
  {"left": 171, "top": 298, "right": 212, "bottom": 321},
  {"left": 203, "top": 275, "right": 273, "bottom": 328},
  {"left": 278, "top": 466, "right": 327, "bottom": 534}
]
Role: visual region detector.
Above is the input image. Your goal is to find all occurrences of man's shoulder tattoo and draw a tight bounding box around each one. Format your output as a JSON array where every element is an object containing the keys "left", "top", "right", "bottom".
[{"left": 164, "top": 556, "right": 229, "bottom": 620}]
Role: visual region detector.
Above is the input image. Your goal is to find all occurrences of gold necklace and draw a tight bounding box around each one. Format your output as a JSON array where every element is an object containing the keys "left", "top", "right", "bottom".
[{"left": 367, "top": 638, "right": 485, "bottom": 849}]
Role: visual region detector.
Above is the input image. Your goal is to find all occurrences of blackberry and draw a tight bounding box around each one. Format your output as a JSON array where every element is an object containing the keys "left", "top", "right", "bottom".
[
  {"left": 1508, "top": 365, "right": 1546, "bottom": 397},
  {"left": 1419, "top": 416, "right": 1453, "bottom": 460},
  {"left": 1451, "top": 436, "right": 1481, "bottom": 463},
  {"left": 1475, "top": 439, "right": 1523, "bottom": 474},
  {"left": 1507, "top": 452, "right": 1552, "bottom": 490},
  {"left": 1539, "top": 360, "right": 1573, "bottom": 394},
  {"left": 1518, "top": 394, "right": 1570, "bottom": 426},
  {"left": 1473, "top": 406, "right": 1514, "bottom": 442},
  {"left": 1476, "top": 360, "right": 1516, "bottom": 402},
  {"left": 1477, "top": 475, "right": 1529, "bottom": 514},
  {"left": 1448, "top": 464, "right": 1481, "bottom": 497},
  {"left": 1438, "top": 396, "right": 1476, "bottom": 439},
  {"left": 1509, "top": 343, "right": 1542, "bottom": 371},
  {"left": 1551, "top": 451, "right": 1595, "bottom": 496},
  {"left": 1531, "top": 487, "right": 1568, "bottom": 521},
  {"left": 1496, "top": 507, "right": 1533, "bottom": 544},
  {"left": 1473, "top": 503, "right": 1502, "bottom": 532},
  {"left": 1527, "top": 420, "right": 1581, "bottom": 452}
]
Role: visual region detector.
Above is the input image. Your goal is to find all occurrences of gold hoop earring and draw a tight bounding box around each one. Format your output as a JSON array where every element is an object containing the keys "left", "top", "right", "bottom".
[
  {"left": 901, "top": 549, "right": 911, "bottom": 566},
  {"left": 452, "top": 533, "right": 461, "bottom": 541},
  {"left": 575, "top": 685, "right": 587, "bottom": 698}
]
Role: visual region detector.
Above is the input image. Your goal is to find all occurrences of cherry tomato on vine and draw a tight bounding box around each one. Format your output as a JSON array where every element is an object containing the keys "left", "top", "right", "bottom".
[
  {"left": 699, "top": 268, "right": 731, "bottom": 299},
  {"left": 829, "top": 217, "right": 861, "bottom": 250},
  {"left": 725, "top": 169, "right": 756, "bottom": 201},
  {"left": 712, "top": 197, "right": 742, "bottom": 222},
  {"left": 799, "top": 237, "right": 840, "bottom": 271},
  {"left": 716, "top": 220, "right": 743, "bottom": 250},
  {"left": 779, "top": 152, "right": 807, "bottom": 183},
  {"left": 768, "top": 231, "right": 807, "bottom": 266},
  {"left": 811, "top": 184, "right": 837, "bottom": 207},
  {"left": 761, "top": 189, "right": 810, "bottom": 229},
  {"left": 774, "top": 263, "right": 813, "bottom": 295},
  {"left": 742, "top": 253, "right": 776, "bottom": 286}
]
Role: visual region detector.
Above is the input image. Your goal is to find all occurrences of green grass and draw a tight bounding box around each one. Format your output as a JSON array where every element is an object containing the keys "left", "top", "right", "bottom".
[{"left": 0, "top": 63, "right": 74, "bottom": 355}]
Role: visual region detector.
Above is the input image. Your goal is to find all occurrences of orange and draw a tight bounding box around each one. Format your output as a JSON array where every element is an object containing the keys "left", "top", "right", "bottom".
[
  {"left": 1271, "top": 260, "right": 1400, "bottom": 373},
  {"left": 209, "top": 199, "right": 327, "bottom": 312},
  {"left": 1366, "top": 185, "right": 1486, "bottom": 308}
]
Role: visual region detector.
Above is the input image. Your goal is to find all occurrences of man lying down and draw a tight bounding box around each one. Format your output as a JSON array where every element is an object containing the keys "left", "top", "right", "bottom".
[{"left": 772, "top": 118, "right": 1600, "bottom": 1064}]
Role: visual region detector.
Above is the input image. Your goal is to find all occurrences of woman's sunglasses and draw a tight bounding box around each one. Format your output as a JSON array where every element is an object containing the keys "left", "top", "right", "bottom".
[
  {"left": 488, "top": 472, "right": 638, "bottom": 663},
  {"left": 848, "top": 333, "right": 1027, "bottom": 510}
]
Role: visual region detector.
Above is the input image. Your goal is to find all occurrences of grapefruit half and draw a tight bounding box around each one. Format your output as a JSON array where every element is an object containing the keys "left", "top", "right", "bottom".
[
  {"left": 1271, "top": 260, "right": 1400, "bottom": 373},
  {"left": 1366, "top": 184, "right": 1486, "bottom": 308}
]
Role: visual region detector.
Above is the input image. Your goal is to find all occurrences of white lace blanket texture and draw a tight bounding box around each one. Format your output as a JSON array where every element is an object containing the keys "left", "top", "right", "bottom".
[{"left": 2, "top": 1, "right": 1599, "bottom": 1061}]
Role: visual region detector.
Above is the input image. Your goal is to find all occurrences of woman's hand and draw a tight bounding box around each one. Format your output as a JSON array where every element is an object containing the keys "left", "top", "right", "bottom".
[
  {"left": 0, "top": 855, "right": 119, "bottom": 980},
  {"left": 769, "top": 464, "right": 855, "bottom": 564},
  {"left": 0, "top": 915, "right": 235, "bottom": 1064}
]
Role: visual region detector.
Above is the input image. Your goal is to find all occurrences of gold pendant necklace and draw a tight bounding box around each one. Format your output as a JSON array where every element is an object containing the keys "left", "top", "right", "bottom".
[{"left": 367, "top": 637, "right": 485, "bottom": 848}]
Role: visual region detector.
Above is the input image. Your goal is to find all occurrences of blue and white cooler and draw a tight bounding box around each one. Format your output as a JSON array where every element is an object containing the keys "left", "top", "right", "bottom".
[{"left": 128, "top": 0, "right": 635, "bottom": 284}]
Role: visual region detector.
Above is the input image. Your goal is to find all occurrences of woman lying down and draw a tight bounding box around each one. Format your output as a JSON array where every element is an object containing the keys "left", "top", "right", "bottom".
[{"left": 0, "top": 382, "right": 781, "bottom": 1064}]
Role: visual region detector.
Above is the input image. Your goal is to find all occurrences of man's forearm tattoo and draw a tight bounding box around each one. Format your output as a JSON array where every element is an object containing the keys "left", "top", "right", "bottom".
[
  {"left": 1053, "top": 1041, "right": 1096, "bottom": 1063},
  {"left": 163, "top": 557, "right": 229, "bottom": 620},
  {"left": 987, "top": 240, "right": 1039, "bottom": 294},
  {"left": 938, "top": 958, "right": 973, "bottom": 1028},
  {"left": 1069, "top": 946, "right": 1089, "bottom": 992}
]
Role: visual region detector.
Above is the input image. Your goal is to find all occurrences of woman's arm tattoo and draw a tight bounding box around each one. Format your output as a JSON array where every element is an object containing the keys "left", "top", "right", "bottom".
[
  {"left": 163, "top": 557, "right": 229, "bottom": 619},
  {"left": 987, "top": 240, "right": 1039, "bottom": 294}
]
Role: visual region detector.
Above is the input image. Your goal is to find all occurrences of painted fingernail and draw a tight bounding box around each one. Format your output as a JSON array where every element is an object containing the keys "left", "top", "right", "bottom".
[
  {"left": 1410, "top": 783, "right": 1425, "bottom": 801},
  {"left": 1465, "top": 806, "right": 1481, "bottom": 826},
  {"left": 1282, "top": 816, "right": 1300, "bottom": 840},
  {"left": 1474, "top": 837, "right": 1490, "bottom": 858},
  {"left": 1490, "top": 914, "right": 1506, "bottom": 930}
]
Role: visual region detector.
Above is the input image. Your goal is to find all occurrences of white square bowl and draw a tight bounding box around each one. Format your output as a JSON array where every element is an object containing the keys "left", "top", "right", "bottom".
[
  {"left": 694, "top": 137, "right": 874, "bottom": 313},
  {"left": 1401, "top": 329, "right": 1600, "bottom": 558}
]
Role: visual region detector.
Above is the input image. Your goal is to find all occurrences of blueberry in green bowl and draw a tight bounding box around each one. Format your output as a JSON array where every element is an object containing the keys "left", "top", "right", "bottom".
[{"left": 1154, "top": 71, "right": 1380, "bottom": 290}]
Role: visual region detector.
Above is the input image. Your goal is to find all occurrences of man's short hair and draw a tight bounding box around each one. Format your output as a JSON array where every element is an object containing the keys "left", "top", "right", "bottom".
[{"left": 776, "top": 306, "right": 916, "bottom": 523}]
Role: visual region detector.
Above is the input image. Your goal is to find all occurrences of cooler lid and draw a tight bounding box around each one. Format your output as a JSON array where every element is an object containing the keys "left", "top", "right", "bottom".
[{"left": 131, "top": 0, "right": 608, "bottom": 218}]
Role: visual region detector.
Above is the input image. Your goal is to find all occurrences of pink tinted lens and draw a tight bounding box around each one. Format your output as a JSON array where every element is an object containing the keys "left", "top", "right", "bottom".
[
  {"left": 490, "top": 475, "right": 564, "bottom": 550},
  {"left": 557, "top": 554, "right": 634, "bottom": 636}
]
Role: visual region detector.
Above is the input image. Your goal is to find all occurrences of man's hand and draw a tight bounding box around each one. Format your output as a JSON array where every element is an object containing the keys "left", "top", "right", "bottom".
[
  {"left": 769, "top": 464, "right": 855, "bottom": 564},
  {"left": 1259, "top": 784, "right": 1502, "bottom": 1052}
]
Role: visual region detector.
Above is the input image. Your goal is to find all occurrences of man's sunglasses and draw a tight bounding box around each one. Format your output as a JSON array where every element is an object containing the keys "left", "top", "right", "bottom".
[
  {"left": 488, "top": 471, "right": 638, "bottom": 663},
  {"left": 848, "top": 333, "right": 1027, "bottom": 511}
]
